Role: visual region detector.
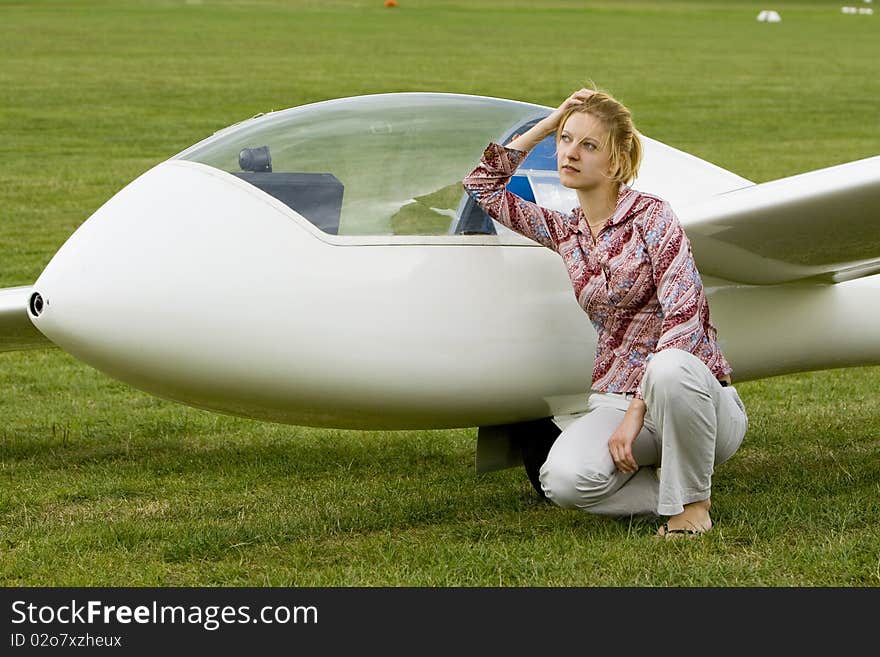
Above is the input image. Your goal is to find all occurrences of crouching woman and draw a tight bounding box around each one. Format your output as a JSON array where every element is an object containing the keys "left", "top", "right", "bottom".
[{"left": 462, "top": 88, "right": 748, "bottom": 537}]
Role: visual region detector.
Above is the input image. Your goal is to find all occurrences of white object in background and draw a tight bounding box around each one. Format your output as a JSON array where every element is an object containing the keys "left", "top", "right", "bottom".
[
  {"left": 859, "top": 7, "right": 874, "bottom": 13},
  {"left": 757, "top": 10, "right": 782, "bottom": 22},
  {"left": 842, "top": 6, "right": 856, "bottom": 13}
]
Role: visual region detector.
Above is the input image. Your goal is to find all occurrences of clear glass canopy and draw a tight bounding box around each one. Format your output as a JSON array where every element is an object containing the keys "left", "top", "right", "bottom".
[{"left": 174, "top": 93, "right": 573, "bottom": 237}]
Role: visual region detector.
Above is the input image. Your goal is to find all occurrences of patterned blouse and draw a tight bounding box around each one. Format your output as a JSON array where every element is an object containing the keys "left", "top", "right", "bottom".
[{"left": 463, "top": 142, "right": 732, "bottom": 399}]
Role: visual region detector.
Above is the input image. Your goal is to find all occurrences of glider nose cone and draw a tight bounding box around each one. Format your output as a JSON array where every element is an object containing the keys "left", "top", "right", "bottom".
[
  {"left": 29, "top": 160, "right": 319, "bottom": 414},
  {"left": 28, "top": 291, "right": 45, "bottom": 318}
]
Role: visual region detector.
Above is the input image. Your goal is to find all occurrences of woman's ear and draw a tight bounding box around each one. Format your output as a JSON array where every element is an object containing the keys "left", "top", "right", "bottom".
[{"left": 606, "top": 161, "right": 619, "bottom": 180}]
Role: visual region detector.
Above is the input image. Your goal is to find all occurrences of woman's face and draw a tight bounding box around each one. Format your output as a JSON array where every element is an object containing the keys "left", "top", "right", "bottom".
[{"left": 556, "top": 112, "right": 613, "bottom": 191}]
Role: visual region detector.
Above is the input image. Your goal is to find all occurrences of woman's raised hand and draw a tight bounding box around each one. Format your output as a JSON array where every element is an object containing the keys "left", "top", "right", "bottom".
[
  {"left": 540, "top": 88, "right": 596, "bottom": 136},
  {"left": 504, "top": 88, "right": 596, "bottom": 154}
]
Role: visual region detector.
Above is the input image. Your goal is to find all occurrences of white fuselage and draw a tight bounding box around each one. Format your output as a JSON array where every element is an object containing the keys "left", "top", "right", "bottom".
[{"left": 28, "top": 160, "right": 880, "bottom": 429}]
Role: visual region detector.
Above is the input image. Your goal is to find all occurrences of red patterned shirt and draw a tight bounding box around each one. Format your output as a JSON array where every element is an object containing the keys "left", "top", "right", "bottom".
[{"left": 463, "top": 142, "right": 732, "bottom": 399}]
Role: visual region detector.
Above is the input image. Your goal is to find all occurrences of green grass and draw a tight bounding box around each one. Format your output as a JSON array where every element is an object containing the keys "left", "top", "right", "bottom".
[{"left": 1, "top": 1, "right": 879, "bottom": 585}]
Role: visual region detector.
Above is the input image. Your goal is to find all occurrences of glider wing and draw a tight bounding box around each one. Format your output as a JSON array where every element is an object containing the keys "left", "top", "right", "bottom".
[{"left": 680, "top": 155, "right": 880, "bottom": 284}]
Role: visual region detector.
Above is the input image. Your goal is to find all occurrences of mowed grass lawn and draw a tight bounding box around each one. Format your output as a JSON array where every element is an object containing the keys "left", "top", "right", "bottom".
[{"left": 1, "top": 1, "right": 878, "bottom": 585}]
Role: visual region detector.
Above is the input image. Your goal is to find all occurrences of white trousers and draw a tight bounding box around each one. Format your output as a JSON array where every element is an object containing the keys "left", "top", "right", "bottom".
[{"left": 539, "top": 348, "right": 748, "bottom": 517}]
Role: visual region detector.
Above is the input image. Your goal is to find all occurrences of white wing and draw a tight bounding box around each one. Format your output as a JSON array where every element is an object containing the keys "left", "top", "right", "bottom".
[{"left": 678, "top": 156, "right": 880, "bottom": 284}]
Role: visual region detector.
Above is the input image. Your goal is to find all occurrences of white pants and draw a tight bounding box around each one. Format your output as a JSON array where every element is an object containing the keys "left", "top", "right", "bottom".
[{"left": 539, "top": 348, "right": 748, "bottom": 517}]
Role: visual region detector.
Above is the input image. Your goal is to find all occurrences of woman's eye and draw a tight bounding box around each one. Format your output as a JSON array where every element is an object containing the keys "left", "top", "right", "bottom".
[{"left": 583, "top": 142, "right": 596, "bottom": 151}]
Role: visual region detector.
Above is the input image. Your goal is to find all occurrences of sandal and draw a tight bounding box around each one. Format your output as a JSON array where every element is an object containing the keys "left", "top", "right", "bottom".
[{"left": 655, "top": 522, "right": 711, "bottom": 539}]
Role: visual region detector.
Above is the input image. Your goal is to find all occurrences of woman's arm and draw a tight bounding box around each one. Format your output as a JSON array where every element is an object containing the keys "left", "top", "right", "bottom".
[
  {"left": 608, "top": 398, "right": 647, "bottom": 473},
  {"left": 462, "top": 144, "right": 568, "bottom": 249},
  {"left": 642, "top": 201, "right": 708, "bottom": 353},
  {"left": 462, "top": 89, "right": 597, "bottom": 249},
  {"left": 504, "top": 118, "right": 557, "bottom": 154},
  {"left": 642, "top": 200, "right": 731, "bottom": 384}
]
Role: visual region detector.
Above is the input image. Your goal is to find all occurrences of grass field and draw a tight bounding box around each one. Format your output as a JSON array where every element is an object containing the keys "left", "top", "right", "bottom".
[{"left": 1, "top": 0, "right": 878, "bottom": 586}]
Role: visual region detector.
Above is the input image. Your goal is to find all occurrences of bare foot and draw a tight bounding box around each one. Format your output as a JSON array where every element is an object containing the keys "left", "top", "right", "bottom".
[{"left": 656, "top": 499, "right": 712, "bottom": 539}]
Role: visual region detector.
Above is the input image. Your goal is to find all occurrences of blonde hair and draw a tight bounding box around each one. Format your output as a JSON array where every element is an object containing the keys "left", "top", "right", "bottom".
[{"left": 555, "top": 91, "right": 642, "bottom": 185}]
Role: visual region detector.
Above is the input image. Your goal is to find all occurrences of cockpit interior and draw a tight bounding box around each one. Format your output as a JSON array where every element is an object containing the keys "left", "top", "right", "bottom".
[{"left": 173, "top": 93, "right": 569, "bottom": 240}]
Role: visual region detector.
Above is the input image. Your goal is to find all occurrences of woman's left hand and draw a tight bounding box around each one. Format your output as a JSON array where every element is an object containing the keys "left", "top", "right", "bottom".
[{"left": 607, "top": 418, "right": 641, "bottom": 473}]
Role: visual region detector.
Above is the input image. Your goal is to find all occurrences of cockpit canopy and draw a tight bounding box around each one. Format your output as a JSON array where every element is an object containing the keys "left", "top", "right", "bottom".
[{"left": 173, "top": 93, "right": 573, "bottom": 237}]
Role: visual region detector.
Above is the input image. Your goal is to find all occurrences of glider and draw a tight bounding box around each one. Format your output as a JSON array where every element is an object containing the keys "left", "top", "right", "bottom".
[{"left": 2, "top": 93, "right": 878, "bottom": 490}]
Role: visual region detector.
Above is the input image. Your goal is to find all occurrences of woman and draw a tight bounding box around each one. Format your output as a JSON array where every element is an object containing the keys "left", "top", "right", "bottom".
[{"left": 462, "top": 89, "right": 748, "bottom": 538}]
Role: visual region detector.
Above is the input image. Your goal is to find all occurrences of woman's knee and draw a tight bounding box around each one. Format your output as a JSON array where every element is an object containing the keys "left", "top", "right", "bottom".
[
  {"left": 642, "top": 348, "right": 709, "bottom": 401},
  {"left": 539, "top": 459, "right": 615, "bottom": 509},
  {"left": 644, "top": 348, "right": 691, "bottom": 386}
]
